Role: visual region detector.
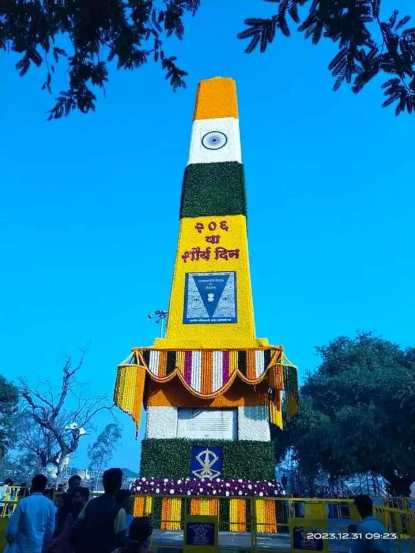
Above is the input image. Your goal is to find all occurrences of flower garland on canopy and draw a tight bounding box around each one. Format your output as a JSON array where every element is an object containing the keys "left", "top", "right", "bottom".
[{"left": 130, "top": 476, "right": 284, "bottom": 498}]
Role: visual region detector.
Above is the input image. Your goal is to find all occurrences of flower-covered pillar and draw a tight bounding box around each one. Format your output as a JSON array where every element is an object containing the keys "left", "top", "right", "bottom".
[{"left": 114, "top": 77, "right": 298, "bottom": 486}]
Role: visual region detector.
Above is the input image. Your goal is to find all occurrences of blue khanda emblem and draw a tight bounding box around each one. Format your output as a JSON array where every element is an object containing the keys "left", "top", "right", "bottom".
[{"left": 190, "top": 446, "right": 223, "bottom": 480}]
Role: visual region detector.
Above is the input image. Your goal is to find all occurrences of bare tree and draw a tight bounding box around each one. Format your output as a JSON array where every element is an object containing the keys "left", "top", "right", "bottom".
[{"left": 19, "top": 355, "right": 112, "bottom": 480}]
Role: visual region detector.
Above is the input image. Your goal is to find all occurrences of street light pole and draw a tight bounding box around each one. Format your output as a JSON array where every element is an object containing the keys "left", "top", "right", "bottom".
[{"left": 147, "top": 310, "right": 168, "bottom": 337}]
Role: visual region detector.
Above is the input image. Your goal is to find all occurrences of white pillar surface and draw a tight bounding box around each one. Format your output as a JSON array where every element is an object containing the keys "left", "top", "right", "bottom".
[
  {"left": 177, "top": 408, "right": 237, "bottom": 440},
  {"left": 145, "top": 406, "right": 178, "bottom": 439},
  {"left": 188, "top": 117, "right": 242, "bottom": 165},
  {"left": 238, "top": 405, "right": 270, "bottom": 442},
  {"left": 146, "top": 406, "right": 271, "bottom": 442}
]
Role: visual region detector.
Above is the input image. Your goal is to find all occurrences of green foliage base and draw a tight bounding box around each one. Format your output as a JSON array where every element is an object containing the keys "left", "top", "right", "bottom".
[
  {"left": 180, "top": 162, "right": 246, "bottom": 218},
  {"left": 140, "top": 439, "right": 275, "bottom": 481}
]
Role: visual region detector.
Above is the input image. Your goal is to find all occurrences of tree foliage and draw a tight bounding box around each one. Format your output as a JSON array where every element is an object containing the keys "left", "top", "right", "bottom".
[
  {"left": 0, "top": 375, "right": 18, "bottom": 458},
  {"left": 2, "top": 1, "right": 414, "bottom": 117},
  {"left": 0, "top": 451, "right": 40, "bottom": 483},
  {"left": 19, "top": 355, "right": 111, "bottom": 478},
  {"left": 239, "top": 0, "right": 415, "bottom": 115},
  {"left": 0, "top": 0, "right": 200, "bottom": 119},
  {"left": 274, "top": 333, "right": 415, "bottom": 496},
  {"left": 88, "top": 422, "right": 122, "bottom": 489}
]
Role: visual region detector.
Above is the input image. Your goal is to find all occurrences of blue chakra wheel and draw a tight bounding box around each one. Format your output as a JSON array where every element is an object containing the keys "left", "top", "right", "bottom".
[{"left": 202, "top": 131, "right": 228, "bottom": 150}]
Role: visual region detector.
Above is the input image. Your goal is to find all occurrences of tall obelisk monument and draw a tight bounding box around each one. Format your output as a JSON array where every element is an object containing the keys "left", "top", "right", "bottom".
[{"left": 114, "top": 78, "right": 298, "bottom": 481}]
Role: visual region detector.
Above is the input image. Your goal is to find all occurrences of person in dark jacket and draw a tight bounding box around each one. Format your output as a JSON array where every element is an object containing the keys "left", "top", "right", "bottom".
[
  {"left": 72, "top": 468, "right": 127, "bottom": 553},
  {"left": 46, "top": 487, "right": 90, "bottom": 553},
  {"left": 55, "top": 475, "right": 82, "bottom": 536}
]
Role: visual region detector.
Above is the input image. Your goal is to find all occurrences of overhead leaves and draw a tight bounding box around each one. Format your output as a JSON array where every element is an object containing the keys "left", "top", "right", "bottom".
[
  {"left": 2, "top": 1, "right": 414, "bottom": 117},
  {"left": 239, "top": 0, "right": 415, "bottom": 115},
  {"left": 0, "top": 0, "right": 201, "bottom": 119}
]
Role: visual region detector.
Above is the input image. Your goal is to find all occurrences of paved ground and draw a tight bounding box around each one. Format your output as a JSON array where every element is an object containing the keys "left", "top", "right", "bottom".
[
  {"left": 153, "top": 530, "right": 288, "bottom": 551},
  {"left": 152, "top": 530, "right": 415, "bottom": 552}
]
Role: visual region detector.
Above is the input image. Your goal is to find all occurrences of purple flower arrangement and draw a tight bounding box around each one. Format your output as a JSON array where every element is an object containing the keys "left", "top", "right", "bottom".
[{"left": 130, "top": 477, "right": 284, "bottom": 498}]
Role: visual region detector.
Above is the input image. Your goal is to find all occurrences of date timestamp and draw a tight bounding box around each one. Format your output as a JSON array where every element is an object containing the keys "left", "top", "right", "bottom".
[{"left": 305, "top": 532, "right": 398, "bottom": 540}]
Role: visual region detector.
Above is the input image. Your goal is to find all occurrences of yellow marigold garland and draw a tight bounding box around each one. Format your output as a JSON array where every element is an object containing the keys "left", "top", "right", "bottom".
[
  {"left": 255, "top": 499, "right": 277, "bottom": 534},
  {"left": 133, "top": 496, "right": 153, "bottom": 517},
  {"left": 161, "top": 497, "right": 182, "bottom": 530},
  {"left": 190, "top": 498, "right": 219, "bottom": 516},
  {"left": 230, "top": 498, "right": 247, "bottom": 532}
]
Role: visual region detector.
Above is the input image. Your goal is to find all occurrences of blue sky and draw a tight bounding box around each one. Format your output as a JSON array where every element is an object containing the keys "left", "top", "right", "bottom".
[{"left": 1, "top": 1, "right": 414, "bottom": 471}]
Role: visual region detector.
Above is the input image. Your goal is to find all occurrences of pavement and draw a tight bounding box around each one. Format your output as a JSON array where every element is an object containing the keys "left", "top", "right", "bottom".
[{"left": 152, "top": 530, "right": 415, "bottom": 552}]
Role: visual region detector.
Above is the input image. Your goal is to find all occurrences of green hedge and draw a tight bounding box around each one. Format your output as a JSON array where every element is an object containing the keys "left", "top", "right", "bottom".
[
  {"left": 180, "top": 162, "right": 246, "bottom": 218},
  {"left": 140, "top": 439, "right": 274, "bottom": 481}
]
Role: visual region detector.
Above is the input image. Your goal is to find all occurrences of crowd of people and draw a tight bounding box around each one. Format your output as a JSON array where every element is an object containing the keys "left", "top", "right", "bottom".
[
  {"left": 2, "top": 469, "right": 392, "bottom": 553},
  {"left": 4, "top": 469, "right": 153, "bottom": 553}
]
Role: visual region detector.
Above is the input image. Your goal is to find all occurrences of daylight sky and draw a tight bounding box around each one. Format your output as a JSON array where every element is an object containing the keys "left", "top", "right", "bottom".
[{"left": 1, "top": 1, "right": 414, "bottom": 471}]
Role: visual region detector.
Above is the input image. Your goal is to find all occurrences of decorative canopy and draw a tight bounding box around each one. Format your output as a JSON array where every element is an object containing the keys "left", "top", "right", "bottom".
[
  {"left": 120, "top": 347, "right": 294, "bottom": 399},
  {"left": 114, "top": 346, "right": 299, "bottom": 431}
]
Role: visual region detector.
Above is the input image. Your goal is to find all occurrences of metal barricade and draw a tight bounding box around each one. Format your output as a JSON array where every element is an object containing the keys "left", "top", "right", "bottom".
[{"left": 132, "top": 495, "right": 415, "bottom": 552}]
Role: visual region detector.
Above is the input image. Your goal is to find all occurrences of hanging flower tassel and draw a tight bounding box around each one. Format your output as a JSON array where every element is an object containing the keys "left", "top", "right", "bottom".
[
  {"left": 191, "top": 497, "right": 219, "bottom": 516},
  {"left": 284, "top": 366, "right": 299, "bottom": 419},
  {"left": 133, "top": 496, "right": 153, "bottom": 517},
  {"left": 267, "top": 369, "right": 284, "bottom": 429},
  {"left": 230, "top": 498, "right": 247, "bottom": 532},
  {"left": 114, "top": 366, "right": 146, "bottom": 432},
  {"left": 256, "top": 499, "right": 277, "bottom": 534},
  {"left": 161, "top": 497, "right": 182, "bottom": 530}
]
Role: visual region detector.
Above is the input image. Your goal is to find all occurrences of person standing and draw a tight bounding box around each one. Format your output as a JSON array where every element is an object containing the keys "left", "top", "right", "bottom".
[
  {"left": 350, "top": 495, "right": 390, "bottom": 553},
  {"left": 115, "top": 490, "right": 133, "bottom": 530},
  {"left": 46, "top": 487, "right": 90, "bottom": 553},
  {"left": 5, "top": 474, "right": 56, "bottom": 553},
  {"left": 55, "top": 475, "right": 82, "bottom": 536},
  {"left": 72, "top": 468, "right": 127, "bottom": 553}
]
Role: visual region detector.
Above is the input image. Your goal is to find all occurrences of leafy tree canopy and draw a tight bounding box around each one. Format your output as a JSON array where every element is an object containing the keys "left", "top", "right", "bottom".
[
  {"left": 0, "top": 0, "right": 200, "bottom": 119},
  {"left": 0, "top": 375, "right": 18, "bottom": 458},
  {"left": 88, "top": 422, "right": 122, "bottom": 490},
  {"left": 274, "top": 333, "right": 415, "bottom": 496},
  {"left": 88, "top": 422, "right": 122, "bottom": 473},
  {"left": 239, "top": 1, "right": 415, "bottom": 115},
  {"left": 1, "top": 1, "right": 414, "bottom": 118}
]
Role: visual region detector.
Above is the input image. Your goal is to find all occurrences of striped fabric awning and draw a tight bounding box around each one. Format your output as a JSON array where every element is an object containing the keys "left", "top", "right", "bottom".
[{"left": 118, "top": 347, "right": 294, "bottom": 400}]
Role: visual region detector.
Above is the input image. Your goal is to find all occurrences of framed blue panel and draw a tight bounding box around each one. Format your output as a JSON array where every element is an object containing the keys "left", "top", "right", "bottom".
[
  {"left": 186, "top": 522, "right": 216, "bottom": 545},
  {"left": 183, "top": 271, "right": 237, "bottom": 324},
  {"left": 184, "top": 515, "right": 218, "bottom": 553}
]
